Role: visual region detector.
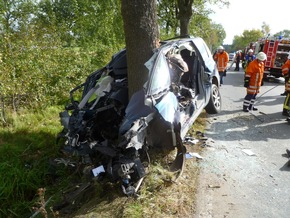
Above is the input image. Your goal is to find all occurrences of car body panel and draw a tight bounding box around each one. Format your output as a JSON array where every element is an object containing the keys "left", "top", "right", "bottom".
[
  {"left": 229, "top": 52, "right": 235, "bottom": 61},
  {"left": 57, "top": 36, "right": 221, "bottom": 196}
]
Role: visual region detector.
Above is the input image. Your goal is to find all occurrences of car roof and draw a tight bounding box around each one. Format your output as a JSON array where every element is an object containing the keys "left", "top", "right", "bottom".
[{"left": 159, "top": 36, "right": 215, "bottom": 73}]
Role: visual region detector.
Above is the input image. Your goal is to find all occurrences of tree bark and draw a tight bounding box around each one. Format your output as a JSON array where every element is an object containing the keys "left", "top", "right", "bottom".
[
  {"left": 177, "top": 0, "right": 193, "bottom": 36},
  {"left": 121, "top": 0, "right": 159, "bottom": 98},
  {"left": 179, "top": 16, "right": 190, "bottom": 36}
]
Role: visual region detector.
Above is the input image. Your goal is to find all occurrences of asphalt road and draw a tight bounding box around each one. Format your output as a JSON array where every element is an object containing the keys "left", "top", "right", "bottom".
[{"left": 194, "top": 65, "right": 290, "bottom": 218}]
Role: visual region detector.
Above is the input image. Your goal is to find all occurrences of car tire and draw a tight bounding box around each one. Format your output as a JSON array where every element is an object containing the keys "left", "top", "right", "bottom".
[{"left": 205, "top": 84, "right": 221, "bottom": 114}]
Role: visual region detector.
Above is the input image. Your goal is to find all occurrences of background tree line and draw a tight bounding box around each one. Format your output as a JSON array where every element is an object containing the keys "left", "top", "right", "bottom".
[
  {"left": 0, "top": 0, "right": 124, "bottom": 111},
  {"left": 0, "top": 0, "right": 228, "bottom": 112},
  {"left": 229, "top": 22, "right": 290, "bottom": 52}
]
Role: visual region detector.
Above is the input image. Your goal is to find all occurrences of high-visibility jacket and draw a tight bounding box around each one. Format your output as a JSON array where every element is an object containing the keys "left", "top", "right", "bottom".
[
  {"left": 245, "top": 59, "right": 264, "bottom": 94},
  {"left": 282, "top": 59, "right": 290, "bottom": 92},
  {"left": 214, "top": 51, "right": 229, "bottom": 72},
  {"left": 282, "top": 60, "right": 290, "bottom": 76}
]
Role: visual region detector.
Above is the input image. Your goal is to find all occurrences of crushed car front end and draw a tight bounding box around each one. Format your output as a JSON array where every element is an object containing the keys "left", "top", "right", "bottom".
[{"left": 56, "top": 36, "right": 221, "bottom": 198}]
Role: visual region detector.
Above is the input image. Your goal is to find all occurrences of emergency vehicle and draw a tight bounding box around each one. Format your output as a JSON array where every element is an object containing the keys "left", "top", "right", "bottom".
[{"left": 254, "top": 36, "right": 290, "bottom": 78}]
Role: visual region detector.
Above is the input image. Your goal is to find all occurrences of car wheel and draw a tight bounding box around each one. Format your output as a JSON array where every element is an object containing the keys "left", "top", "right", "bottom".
[{"left": 205, "top": 84, "right": 221, "bottom": 114}]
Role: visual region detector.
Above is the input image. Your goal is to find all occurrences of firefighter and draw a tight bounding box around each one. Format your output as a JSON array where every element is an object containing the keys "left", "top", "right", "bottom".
[
  {"left": 234, "top": 50, "right": 241, "bottom": 71},
  {"left": 243, "top": 49, "right": 256, "bottom": 72},
  {"left": 214, "top": 46, "right": 229, "bottom": 85},
  {"left": 243, "top": 52, "right": 267, "bottom": 112},
  {"left": 281, "top": 54, "right": 290, "bottom": 96},
  {"left": 281, "top": 53, "right": 290, "bottom": 116}
]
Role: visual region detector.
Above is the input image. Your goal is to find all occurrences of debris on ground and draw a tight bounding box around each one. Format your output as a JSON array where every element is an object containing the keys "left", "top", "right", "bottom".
[
  {"left": 186, "top": 152, "right": 204, "bottom": 159},
  {"left": 241, "top": 149, "right": 256, "bottom": 156},
  {"left": 184, "top": 136, "right": 199, "bottom": 145},
  {"left": 196, "top": 131, "right": 205, "bottom": 137},
  {"left": 208, "top": 185, "right": 221, "bottom": 188}
]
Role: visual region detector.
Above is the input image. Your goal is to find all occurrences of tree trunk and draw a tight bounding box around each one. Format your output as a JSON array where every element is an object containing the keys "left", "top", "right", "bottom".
[
  {"left": 121, "top": 0, "right": 159, "bottom": 98},
  {"left": 179, "top": 16, "right": 190, "bottom": 36},
  {"left": 177, "top": 0, "right": 193, "bottom": 36}
]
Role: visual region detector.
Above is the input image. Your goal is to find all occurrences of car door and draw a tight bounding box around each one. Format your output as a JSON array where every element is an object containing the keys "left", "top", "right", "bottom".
[
  {"left": 144, "top": 48, "right": 180, "bottom": 124},
  {"left": 190, "top": 38, "right": 217, "bottom": 107}
]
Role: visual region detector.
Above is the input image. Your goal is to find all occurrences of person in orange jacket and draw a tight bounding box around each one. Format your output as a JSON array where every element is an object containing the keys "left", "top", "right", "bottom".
[
  {"left": 214, "top": 46, "right": 229, "bottom": 85},
  {"left": 281, "top": 53, "right": 290, "bottom": 116},
  {"left": 281, "top": 54, "right": 290, "bottom": 96},
  {"left": 242, "top": 52, "right": 267, "bottom": 112}
]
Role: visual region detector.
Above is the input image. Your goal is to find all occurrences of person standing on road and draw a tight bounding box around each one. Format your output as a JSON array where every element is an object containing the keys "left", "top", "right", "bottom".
[
  {"left": 243, "top": 49, "right": 256, "bottom": 72},
  {"left": 243, "top": 52, "right": 267, "bottom": 112},
  {"left": 234, "top": 50, "right": 241, "bottom": 71},
  {"left": 281, "top": 53, "right": 290, "bottom": 116},
  {"left": 214, "top": 46, "right": 229, "bottom": 85},
  {"left": 280, "top": 53, "right": 290, "bottom": 96}
]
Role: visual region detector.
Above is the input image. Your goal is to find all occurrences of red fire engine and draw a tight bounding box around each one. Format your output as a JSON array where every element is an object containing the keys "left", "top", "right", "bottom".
[{"left": 254, "top": 36, "right": 290, "bottom": 78}]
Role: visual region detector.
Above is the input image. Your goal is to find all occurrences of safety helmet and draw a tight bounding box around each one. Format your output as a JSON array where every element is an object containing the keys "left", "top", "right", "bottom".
[
  {"left": 217, "top": 46, "right": 224, "bottom": 50},
  {"left": 248, "top": 49, "right": 253, "bottom": 53},
  {"left": 256, "top": 52, "right": 267, "bottom": 61}
]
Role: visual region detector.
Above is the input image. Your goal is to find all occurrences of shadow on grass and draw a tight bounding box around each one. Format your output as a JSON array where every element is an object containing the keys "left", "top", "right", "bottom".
[{"left": 0, "top": 130, "right": 60, "bottom": 218}]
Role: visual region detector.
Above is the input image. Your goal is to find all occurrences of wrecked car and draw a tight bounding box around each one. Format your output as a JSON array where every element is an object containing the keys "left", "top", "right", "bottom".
[{"left": 57, "top": 36, "right": 221, "bottom": 196}]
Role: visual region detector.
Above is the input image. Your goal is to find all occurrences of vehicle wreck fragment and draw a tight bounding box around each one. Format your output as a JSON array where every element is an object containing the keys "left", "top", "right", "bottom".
[{"left": 56, "top": 36, "right": 221, "bottom": 198}]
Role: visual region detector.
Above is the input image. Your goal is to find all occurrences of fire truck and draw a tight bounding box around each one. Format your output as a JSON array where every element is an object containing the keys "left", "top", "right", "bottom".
[{"left": 254, "top": 36, "right": 290, "bottom": 78}]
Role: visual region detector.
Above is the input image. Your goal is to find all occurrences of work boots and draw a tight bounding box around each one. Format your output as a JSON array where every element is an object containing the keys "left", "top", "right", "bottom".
[
  {"left": 243, "top": 106, "right": 249, "bottom": 112},
  {"left": 243, "top": 106, "right": 258, "bottom": 112},
  {"left": 282, "top": 109, "right": 289, "bottom": 116},
  {"left": 249, "top": 106, "right": 258, "bottom": 111}
]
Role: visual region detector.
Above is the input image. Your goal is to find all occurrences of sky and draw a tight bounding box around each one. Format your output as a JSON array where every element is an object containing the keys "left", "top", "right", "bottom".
[{"left": 208, "top": 0, "right": 290, "bottom": 44}]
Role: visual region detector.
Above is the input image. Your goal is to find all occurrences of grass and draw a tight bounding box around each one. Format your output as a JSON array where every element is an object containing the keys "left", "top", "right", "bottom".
[
  {"left": 0, "top": 106, "right": 207, "bottom": 218},
  {"left": 0, "top": 106, "right": 64, "bottom": 217}
]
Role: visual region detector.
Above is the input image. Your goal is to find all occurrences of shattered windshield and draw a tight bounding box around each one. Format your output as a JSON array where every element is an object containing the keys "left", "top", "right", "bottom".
[{"left": 146, "top": 53, "right": 171, "bottom": 96}]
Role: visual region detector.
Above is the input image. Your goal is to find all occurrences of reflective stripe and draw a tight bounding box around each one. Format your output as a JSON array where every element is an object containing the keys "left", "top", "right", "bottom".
[
  {"left": 250, "top": 99, "right": 256, "bottom": 107},
  {"left": 282, "top": 60, "right": 290, "bottom": 76},
  {"left": 283, "top": 94, "right": 290, "bottom": 110},
  {"left": 286, "top": 81, "right": 290, "bottom": 91},
  {"left": 249, "top": 85, "right": 257, "bottom": 89},
  {"left": 243, "top": 101, "right": 250, "bottom": 107},
  {"left": 247, "top": 88, "right": 257, "bottom": 94},
  {"left": 282, "top": 67, "right": 289, "bottom": 74},
  {"left": 253, "top": 72, "right": 259, "bottom": 88}
]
